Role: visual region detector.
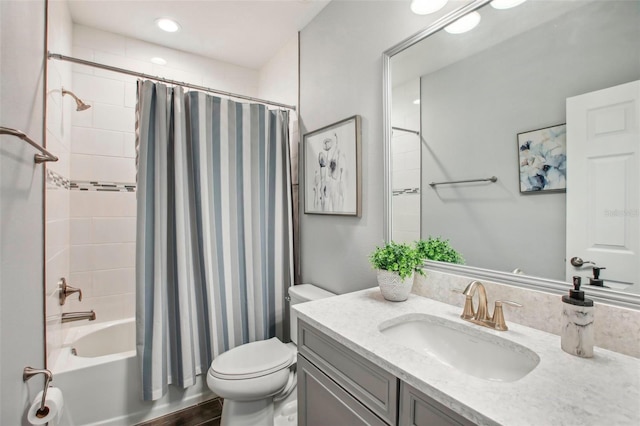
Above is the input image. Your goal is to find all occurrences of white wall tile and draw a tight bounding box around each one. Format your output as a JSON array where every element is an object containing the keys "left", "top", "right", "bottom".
[
  {"left": 92, "top": 243, "right": 135, "bottom": 270},
  {"left": 92, "top": 103, "right": 135, "bottom": 133},
  {"left": 393, "top": 169, "right": 421, "bottom": 191},
  {"left": 392, "top": 150, "right": 421, "bottom": 172},
  {"left": 92, "top": 268, "right": 135, "bottom": 296},
  {"left": 46, "top": 218, "right": 70, "bottom": 258},
  {"left": 124, "top": 82, "right": 136, "bottom": 108},
  {"left": 74, "top": 25, "right": 126, "bottom": 56},
  {"left": 70, "top": 218, "right": 92, "bottom": 245},
  {"left": 73, "top": 73, "right": 125, "bottom": 106},
  {"left": 71, "top": 191, "right": 136, "bottom": 217},
  {"left": 70, "top": 244, "right": 93, "bottom": 272},
  {"left": 92, "top": 217, "right": 136, "bottom": 244},
  {"left": 123, "top": 132, "right": 136, "bottom": 158},
  {"left": 69, "top": 271, "right": 93, "bottom": 300},
  {"left": 93, "top": 50, "right": 153, "bottom": 81},
  {"left": 71, "top": 153, "right": 136, "bottom": 182},
  {"left": 46, "top": 186, "right": 70, "bottom": 220},
  {"left": 71, "top": 45, "right": 95, "bottom": 75},
  {"left": 71, "top": 126, "right": 125, "bottom": 157}
]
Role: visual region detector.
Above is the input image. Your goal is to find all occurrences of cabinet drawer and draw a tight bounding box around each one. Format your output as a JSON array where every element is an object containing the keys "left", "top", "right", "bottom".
[
  {"left": 399, "top": 382, "right": 475, "bottom": 426},
  {"left": 298, "top": 354, "right": 388, "bottom": 426},
  {"left": 298, "top": 321, "right": 398, "bottom": 424}
]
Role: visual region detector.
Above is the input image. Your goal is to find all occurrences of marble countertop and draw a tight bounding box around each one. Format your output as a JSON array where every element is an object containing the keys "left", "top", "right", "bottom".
[{"left": 293, "top": 287, "right": 640, "bottom": 426}]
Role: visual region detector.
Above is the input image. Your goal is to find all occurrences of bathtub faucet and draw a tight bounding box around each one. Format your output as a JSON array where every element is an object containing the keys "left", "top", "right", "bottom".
[{"left": 61, "top": 310, "right": 96, "bottom": 323}]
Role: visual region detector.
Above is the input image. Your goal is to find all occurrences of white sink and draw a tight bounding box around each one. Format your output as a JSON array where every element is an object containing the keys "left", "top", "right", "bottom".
[{"left": 379, "top": 313, "right": 540, "bottom": 382}]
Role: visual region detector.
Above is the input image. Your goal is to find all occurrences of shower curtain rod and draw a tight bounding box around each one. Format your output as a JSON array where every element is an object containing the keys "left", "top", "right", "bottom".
[{"left": 48, "top": 52, "right": 297, "bottom": 111}]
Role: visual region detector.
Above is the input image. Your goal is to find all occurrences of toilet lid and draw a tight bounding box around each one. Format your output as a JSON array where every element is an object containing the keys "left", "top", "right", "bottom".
[{"left": 209, "top": 337, "right": 294, "bottom": 380}]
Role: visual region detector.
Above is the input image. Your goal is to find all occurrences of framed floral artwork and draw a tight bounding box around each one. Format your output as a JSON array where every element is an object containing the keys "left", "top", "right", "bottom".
[
  {"left": 518, "top": 124, "right": 567, "bottom": 193},
  {"left": 303, "top": 115, "right": 362, "bottom": 216}
]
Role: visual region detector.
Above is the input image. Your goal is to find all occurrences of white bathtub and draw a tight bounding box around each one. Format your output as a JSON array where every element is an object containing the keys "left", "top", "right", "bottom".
[{"left": 52, "top": 318, "right": 213, "bottom": 426}]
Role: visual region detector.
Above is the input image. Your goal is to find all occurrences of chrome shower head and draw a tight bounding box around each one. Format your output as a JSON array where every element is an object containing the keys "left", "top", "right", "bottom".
[{"left": 62, "top": 89, "right": 91, "bottom": 111}]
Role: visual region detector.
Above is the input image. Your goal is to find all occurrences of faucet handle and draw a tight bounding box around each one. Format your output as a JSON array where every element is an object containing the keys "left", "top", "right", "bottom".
[
  {"left": 59, "top": 278, "right": 83, "bottom": 305},
  {"left": 492, "top": 300, "right": 522, "bottom": 331},
  {"left": 496, "top": 300, "right": 522, "bottom": 308},
  {"left": 452, "top": 288, "right": 476, "bottom": 319}
]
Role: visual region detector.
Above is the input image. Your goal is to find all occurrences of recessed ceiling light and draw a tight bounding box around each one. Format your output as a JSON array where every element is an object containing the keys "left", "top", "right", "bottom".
[
  {"left": 410, "top": 0, "right": 448, "bottom": 15},
  {"left": 151, "top": 57, "right": 167, "bottom": 65},
  {"left": 155, "top": 18, "right": 180, "bottom": 33},
  {"left": 444, "top": 11, "right": 481, "bottom": 34},
  {"left": 490, "top": 0, "right": 527, "bottom": 10},
  {"left": 413, "top": 99, "right": 421, "bottom": 105}
]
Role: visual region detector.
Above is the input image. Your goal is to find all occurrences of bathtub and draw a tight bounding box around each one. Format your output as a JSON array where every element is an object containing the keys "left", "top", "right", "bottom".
[{"left": 52, "top": 318, "right": 213, "bottom": 426}]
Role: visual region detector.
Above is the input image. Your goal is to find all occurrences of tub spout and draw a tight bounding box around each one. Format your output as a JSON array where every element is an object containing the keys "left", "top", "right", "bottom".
[{"left": 61, "top": 310, "right": 96, "bottom": 323}]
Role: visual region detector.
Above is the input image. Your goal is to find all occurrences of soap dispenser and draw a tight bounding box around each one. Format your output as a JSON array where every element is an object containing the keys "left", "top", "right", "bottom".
[
  {"left": 561, "top": 276, "right": 594, "bottom": 358},
  {"left": 589, "top": 266, "right": 607, "bottom": 287}
]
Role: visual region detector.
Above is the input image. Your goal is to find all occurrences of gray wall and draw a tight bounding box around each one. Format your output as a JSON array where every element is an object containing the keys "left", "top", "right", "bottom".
[
  {"left": 0, "top": 1, "right": 47, "bottom": 424},
  {"left": 420, "top": 0, "right": 640, "bottom": 280},
  {"left": 299, "top": 1, "right": 454, "bottom": 294}
]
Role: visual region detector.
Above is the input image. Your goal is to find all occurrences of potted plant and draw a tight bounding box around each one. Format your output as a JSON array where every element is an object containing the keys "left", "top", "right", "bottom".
[
  {"left": 415, "top": 236, "right": 464, "bottom": 264},
  {"left": 369, "top": 241, "right": 425, "bottom": 301}
]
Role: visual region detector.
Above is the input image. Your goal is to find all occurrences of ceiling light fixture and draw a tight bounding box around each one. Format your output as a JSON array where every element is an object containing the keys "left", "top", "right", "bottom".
[
  {"left": 410, "top": 0, "right": 448, "bottom": 15},
  {"left": 155, "top": 18, "right": 180, "bottom": 33},
  {"left": 490, "top": 0, "right": 527, "bottom": 10},
  {"left": 444, "top": 11, "right": 481, "bottom": 34},
  {"left": 151, "top": 57, "right": 167, "bottom": 65}
]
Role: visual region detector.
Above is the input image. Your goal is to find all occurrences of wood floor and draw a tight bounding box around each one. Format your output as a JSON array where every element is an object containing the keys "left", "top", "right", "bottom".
[{"left": 136, "top": 398, "right": 223, "bottom": 426}]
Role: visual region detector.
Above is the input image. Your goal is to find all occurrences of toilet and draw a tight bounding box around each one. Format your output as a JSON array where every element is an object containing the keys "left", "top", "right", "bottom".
[{"left": 207, "top": 284, "right": 335, "bottom": 426}]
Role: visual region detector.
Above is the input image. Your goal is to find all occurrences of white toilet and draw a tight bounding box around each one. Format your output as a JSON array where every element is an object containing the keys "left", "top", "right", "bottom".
[{"left": 207, "top": 284, "right": 335, "bottom": 426}]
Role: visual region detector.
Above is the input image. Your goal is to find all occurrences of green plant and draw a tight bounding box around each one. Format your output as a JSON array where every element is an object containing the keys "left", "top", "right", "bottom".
[
  {"left": 415, "top": 237, "right": 465, "bottom": 265},
  {"left": 369, "top": 241, "right": 425, "bottom": 279}
]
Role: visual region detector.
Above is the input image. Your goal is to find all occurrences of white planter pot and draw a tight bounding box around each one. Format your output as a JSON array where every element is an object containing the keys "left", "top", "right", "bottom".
[{"left": 377, "top": 269, "right": 414, "bottom": 302}]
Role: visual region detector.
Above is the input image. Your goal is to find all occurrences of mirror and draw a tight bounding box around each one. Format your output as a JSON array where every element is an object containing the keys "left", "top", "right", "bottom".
[{"left": 383, "top": 0, "right": 640, "bottom": 305}]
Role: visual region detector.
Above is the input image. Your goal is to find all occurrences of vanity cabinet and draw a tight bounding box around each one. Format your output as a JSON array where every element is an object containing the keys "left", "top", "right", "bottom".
[
  {"left": 298, "top": 321, "right": 476, "bottom": 426},
  {"left": 298, "top": 354, "right": 388, "bottom": 426},
  {"left": 297, "top": 321, "right": 398, "bottom": 424},
  {"left": 399, "top": 382, "right": 475, "bottom": 426}
]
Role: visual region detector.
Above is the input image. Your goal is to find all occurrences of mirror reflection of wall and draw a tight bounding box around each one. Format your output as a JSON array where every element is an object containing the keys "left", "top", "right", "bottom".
[
  {"left": 391, "top": 79, "right": 421, "bottom": 243},
  {"left": 389, "top": 0, "right": 640, "bottom": 292}
]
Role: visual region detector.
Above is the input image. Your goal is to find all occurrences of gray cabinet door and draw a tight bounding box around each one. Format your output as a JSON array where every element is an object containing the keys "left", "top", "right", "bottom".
[
  {"left": 298, "top": 354, "right": 388, "bottom": 426},
  {"left": 399, "top": 382, "right": 475, "bottom": 426},
  {"left": 298, "top": 321, "right": 398, "bottom": 424}
]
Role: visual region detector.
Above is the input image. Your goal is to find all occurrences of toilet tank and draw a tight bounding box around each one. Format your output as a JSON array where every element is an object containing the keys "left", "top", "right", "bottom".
[{"left": 289, "top": 284, "right": 335, "bottom": 344}]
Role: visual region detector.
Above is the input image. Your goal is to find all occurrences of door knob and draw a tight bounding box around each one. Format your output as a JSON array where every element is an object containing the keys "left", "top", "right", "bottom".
[{"left": 570, "top": 257, "right": 595, "bottom": 267}]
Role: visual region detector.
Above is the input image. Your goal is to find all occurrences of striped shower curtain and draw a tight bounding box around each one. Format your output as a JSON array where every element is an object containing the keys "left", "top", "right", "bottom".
[{"left": 135, "top": 80, "right": 294, "bottom": 401}]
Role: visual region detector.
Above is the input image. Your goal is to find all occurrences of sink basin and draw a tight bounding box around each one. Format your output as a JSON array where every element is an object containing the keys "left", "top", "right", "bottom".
[{"left": 379, "top": 314, "right": 540, "bottom": 382}]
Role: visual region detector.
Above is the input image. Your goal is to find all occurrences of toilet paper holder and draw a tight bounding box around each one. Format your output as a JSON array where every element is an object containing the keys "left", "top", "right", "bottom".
[{"left": 23, "top": 367, "right": 53, "bottom": 417}]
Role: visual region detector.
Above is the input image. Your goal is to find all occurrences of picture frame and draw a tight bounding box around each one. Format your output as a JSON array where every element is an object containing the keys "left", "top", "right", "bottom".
[
  {"left": 517, "top": 123, "right": 567, "bottom": 193},
  {"left": 304, "top": 115, "right": 362, "bottom": 216}
]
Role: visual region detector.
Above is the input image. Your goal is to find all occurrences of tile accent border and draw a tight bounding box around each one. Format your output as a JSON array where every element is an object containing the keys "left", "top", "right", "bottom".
[
  {"left": 70, "top": 180, "right": 136, "bottom": 192},
  {"left": 46, "top": 169, "right": 137, "bottom": 192},
  {"left": 46, "top": 168, "right": 70, "bottom": 190}
]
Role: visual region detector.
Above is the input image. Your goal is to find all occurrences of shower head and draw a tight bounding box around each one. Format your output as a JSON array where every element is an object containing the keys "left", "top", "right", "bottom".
[{"left": 62, "top": 89, "right": 91, "bottom": 111}]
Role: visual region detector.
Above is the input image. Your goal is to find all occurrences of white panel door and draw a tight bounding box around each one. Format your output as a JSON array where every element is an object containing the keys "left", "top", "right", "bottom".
[{"left": 566, "top": 80, "right": 640, "bottom": 293}]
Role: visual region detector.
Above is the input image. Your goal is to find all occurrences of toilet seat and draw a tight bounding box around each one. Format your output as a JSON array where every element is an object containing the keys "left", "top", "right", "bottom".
[{"left": 209, "top": 337, "right": 294, "bottom": 380}]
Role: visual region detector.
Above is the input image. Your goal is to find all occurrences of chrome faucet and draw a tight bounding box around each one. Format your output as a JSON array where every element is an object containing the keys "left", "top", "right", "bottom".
[
  {"left": 459, "top": 281, "right": 522, "bottom": 331},
  {"left": 61, "top": 310, "right": 96, "bottom": 323}
]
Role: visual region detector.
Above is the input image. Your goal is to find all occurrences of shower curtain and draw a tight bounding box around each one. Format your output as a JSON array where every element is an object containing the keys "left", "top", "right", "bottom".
[{"left": 135, "top": 80, "right": 294, "bottom": 401}]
